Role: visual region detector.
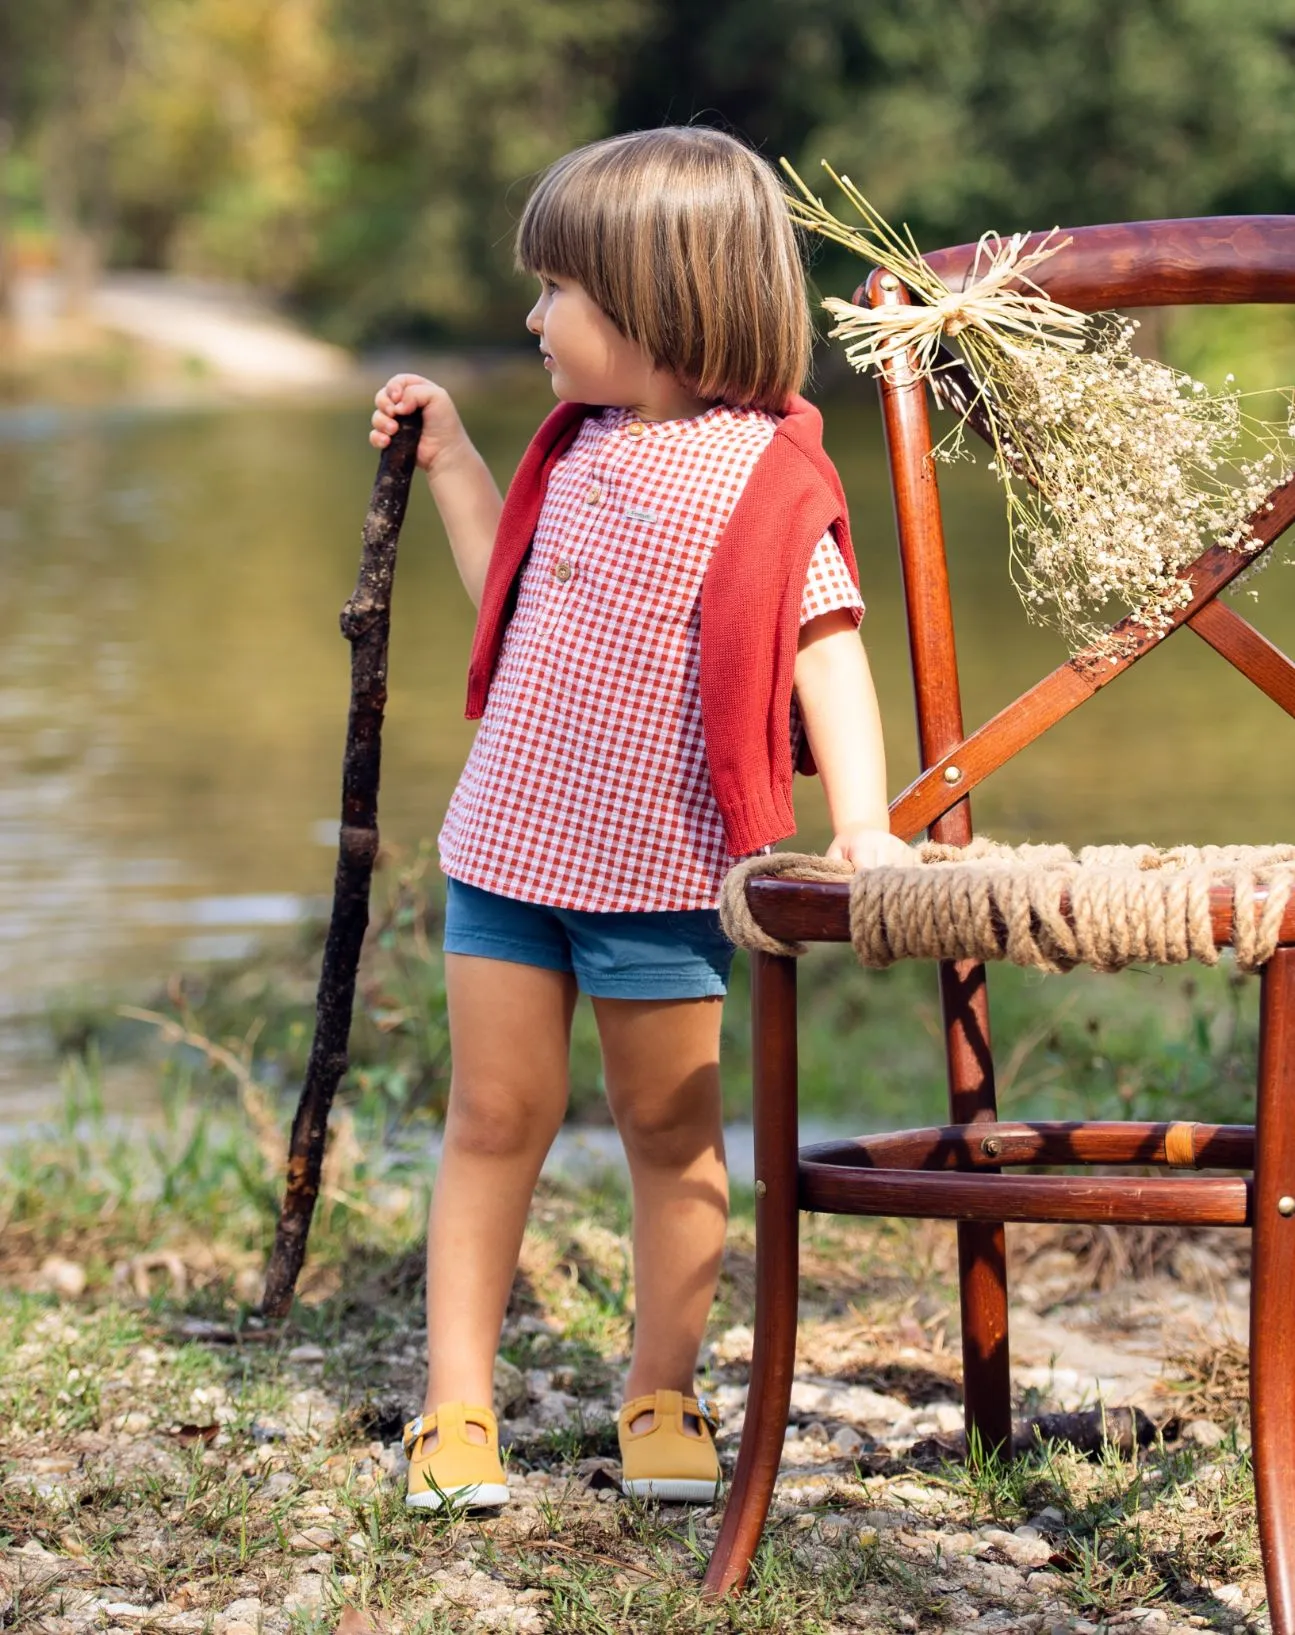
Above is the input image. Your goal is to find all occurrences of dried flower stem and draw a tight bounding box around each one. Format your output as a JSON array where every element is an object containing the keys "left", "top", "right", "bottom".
[{"left": 785, "top": 160, "right": 1295, "bottom": 653}]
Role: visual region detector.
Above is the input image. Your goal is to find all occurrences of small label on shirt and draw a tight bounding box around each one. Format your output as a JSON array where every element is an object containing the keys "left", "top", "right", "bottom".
[{"left": 624, "top": 505, "right": 657, "bottom": 524}]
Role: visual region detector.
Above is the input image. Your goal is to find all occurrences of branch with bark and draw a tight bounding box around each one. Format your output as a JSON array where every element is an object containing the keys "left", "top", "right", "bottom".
[{"left": 260, "top": 411, "right": 422, "bottom": 1320}]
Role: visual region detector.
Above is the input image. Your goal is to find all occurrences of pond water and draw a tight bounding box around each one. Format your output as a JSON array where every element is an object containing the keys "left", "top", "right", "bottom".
[{"left": 2, "top": 376, "right": 1292, "bottom": 1095}]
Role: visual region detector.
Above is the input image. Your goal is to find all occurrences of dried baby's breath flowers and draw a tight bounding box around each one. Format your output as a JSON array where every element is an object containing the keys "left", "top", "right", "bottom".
[{"left": 784, "top": 161, "right": 1295, "bottom": 654}]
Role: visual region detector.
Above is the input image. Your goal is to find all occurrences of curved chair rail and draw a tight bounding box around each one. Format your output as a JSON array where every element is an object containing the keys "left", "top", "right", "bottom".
[
  {"left": 800, "top": 1119, "right": 1254, "bottom": 1227},
  {"left": 918, "top": 216, "right": 1295, "bottom": 309},
  {"left": 799, "top": 1164, "right": 1249, "bottom": 1227},
  {"left": 803, "top": 1119, "right": 1256, "bottom": 1171}
]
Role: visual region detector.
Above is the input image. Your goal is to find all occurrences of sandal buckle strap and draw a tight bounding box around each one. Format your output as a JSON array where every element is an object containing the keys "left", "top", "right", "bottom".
[
  {"left": 694, "top": 1394, "right": 720, "bottom": 1434},
  {"left": 402, "top": 1415, "right": 425, "bottom": 1456}
]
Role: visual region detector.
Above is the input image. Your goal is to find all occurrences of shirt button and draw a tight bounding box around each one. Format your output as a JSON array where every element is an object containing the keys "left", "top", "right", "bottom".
[
  {"left": 553, "top": 559, "right": 574, "bottom": 583},
  {"left": 626, "top": 421, "right": 645, "bottom": 438},
  {"left": 583, "top": 483, "right": 602, "bottom": 506}
]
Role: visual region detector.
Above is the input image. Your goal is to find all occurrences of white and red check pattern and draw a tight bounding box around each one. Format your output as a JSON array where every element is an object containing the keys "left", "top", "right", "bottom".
[{"left": 439, "top": 404, "right": 863, "bottom": 912}]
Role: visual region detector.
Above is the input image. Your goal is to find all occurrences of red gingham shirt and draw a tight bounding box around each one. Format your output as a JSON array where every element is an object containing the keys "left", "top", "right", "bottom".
[{"left": 438, "top": 404, "right": 863, "bottom": 912}]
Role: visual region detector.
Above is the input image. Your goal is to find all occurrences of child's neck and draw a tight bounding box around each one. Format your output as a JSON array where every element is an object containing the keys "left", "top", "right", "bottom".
[{"left": 630, "top": 375, "right": 716, "bottom": 424}]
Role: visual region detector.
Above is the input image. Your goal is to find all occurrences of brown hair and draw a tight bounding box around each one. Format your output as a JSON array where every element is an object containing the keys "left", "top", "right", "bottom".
[{"left": 516, "top": 128, "right": 811, "bottom": 412}]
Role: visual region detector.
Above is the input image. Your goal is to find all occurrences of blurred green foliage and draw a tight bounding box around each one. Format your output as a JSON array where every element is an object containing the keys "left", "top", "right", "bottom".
[{"left": 3, "top": 0, "right": 1294, "bottom": 343}]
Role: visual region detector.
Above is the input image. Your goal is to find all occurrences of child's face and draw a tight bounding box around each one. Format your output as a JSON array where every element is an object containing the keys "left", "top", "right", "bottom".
[{"left": 526, "top": 276, "right": 653, "bottom": 409}]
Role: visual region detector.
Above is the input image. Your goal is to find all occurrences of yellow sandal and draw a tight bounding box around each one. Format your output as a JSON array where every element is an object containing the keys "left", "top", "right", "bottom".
[
  {"left": 618, "top": 1389, "right": 721, "bottom": 1502},
  {"left": 404, "top": 1402, "right": 509, "bottom": 1511}
]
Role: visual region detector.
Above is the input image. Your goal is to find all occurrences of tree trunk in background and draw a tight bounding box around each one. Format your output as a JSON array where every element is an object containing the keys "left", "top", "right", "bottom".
[
  {"left": 39, "top": 0, "right": 137, "bottom": 320},
  {"left": 0, "top": 15, "right": 16, "bottom": 337},
  {"left": 0, "top": 120, "right": 14, "bottom": 335}
]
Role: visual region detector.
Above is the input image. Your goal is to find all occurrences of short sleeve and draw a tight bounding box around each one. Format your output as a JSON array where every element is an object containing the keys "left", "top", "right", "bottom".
[{"left": 799, "top": 531, "right": 865, "bottom": 627}]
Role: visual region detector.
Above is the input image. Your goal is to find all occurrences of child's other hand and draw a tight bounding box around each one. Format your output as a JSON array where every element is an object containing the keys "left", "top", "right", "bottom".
[
  {"left": 826, "top": 826, "right": 913, "bottom": 871},
  {"left": 370, "top": 374, "right": 470, "bottom": 475}
]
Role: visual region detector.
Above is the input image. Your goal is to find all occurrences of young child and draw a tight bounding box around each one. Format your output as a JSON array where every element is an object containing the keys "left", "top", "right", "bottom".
[{"left": 369, "top": 126, "right": 909, "bottom": 1511}]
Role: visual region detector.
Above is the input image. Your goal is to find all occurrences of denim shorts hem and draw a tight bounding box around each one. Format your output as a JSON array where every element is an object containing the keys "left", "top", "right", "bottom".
[{"left": 579, "top": 970, "right": 729, "bottom": 1001}]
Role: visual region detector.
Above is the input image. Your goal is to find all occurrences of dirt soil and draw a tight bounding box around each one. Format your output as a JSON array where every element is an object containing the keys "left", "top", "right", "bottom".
[{"left": 0, "top": 1196, "right": 1268, "bottom": 1634}]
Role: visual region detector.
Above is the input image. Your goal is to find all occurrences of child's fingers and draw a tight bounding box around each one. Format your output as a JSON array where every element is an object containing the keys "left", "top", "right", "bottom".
[{"left": 383, "top": 375, "right": 438, "bottom": 409}]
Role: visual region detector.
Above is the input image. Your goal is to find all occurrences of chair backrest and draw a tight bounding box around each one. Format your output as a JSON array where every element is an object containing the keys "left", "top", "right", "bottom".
[
  {"left": 864, "top": 217, "right": 1295, "bottom": 1123},
  {"left": 867, "top": 217, "right": 1295, "bottom": 848}
]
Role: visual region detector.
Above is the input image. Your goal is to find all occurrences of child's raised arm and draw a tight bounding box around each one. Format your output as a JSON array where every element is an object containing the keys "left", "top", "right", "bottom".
[
  {"left": 794, "top": 610, "right": 913, "bottom": 870},
  {"left": 371, "top": 374, "right": 503, "bottom": 608}
]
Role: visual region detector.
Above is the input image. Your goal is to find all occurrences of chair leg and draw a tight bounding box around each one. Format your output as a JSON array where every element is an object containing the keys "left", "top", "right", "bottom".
[
  {"left": 940, "top": 958, "right": 1014, "bottom": 1457},
  {"left": 704, "top": 953, "right": 800, "bottom": 1596},
  {"left": 957, "top": 1221, "right": 1013, "bottom": 1457},
  {"left": 1252, "top": 947, "right": 1295, "bottom": 1634}
]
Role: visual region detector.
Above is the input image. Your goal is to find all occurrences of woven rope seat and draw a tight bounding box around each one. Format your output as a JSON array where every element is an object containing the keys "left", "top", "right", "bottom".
[{"left": 721, "top": 840, "right": 1295, "bottom": 973}]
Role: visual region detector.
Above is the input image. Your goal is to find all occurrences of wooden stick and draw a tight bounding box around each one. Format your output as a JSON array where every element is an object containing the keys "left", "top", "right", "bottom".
[{"left": 260, "top": 411, "right": 423, "bottom": 1319}]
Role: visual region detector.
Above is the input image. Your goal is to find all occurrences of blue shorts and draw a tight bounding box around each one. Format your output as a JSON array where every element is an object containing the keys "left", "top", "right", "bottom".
[{"left": 443, "top": 877, "right": 735, "bottom": 999}]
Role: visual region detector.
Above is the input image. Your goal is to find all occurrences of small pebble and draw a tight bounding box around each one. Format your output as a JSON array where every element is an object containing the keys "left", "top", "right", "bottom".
[{"left": 39, "top": 1257, "right": 88, "bottom": 1299}]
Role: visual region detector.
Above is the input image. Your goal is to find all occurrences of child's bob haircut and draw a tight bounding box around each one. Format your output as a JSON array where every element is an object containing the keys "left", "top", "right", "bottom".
[{"left": 517, "top": 128, "right": 811, "bottom": 413}]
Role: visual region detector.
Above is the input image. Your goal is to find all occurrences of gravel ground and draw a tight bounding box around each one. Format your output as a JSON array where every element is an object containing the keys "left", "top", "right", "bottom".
[{"left": 0, "top": 1190, "right": 1268, "bottom": 1633}]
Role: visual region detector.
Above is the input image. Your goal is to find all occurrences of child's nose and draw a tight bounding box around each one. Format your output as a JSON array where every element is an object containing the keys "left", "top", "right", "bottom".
[{"left": 525, "top": 301, "right": 543, "bottom": 336}]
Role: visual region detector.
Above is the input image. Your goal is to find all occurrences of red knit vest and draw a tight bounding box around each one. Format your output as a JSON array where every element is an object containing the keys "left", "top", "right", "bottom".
[{"left": 464, "top": 395, "right": 857, "bottom": 856}]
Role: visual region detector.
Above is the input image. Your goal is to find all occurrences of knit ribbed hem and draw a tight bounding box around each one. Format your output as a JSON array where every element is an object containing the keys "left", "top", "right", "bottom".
[{"left": 720, "top": 782, "right": 798, "bottom": 857}]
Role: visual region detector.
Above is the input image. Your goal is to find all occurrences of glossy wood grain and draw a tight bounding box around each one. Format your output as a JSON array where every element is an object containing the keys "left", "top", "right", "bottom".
[
  {"left": 1188, "top": 599, "right": 1295, "bottom": 722},
  {"left": 704, "top": 954, "right": 801, "bottom": 1596},
  {"left": 918, "top": 217, "right": 1295, "bottom": 310},
  {"left": 1252, "top": 950, "right": 1295, "bottom": 1628},
  {"left": 872, "top": 269, "right": 1013, "bottom": 1455},
  {"left": 798, "top": 1164, "right": 1249, "bottom": 1226},
  {"left": 802, "top": 1121, "right": 1256, "bottom": 1172}
]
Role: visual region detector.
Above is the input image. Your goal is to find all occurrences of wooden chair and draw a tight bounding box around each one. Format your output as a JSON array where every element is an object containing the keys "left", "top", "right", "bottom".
[{"left": 703, "top": 217, "right": 1295, "bottom": 1626}]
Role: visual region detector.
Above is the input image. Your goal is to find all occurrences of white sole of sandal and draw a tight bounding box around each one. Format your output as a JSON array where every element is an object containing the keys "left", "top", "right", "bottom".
[
  {"left": 620, "top": 1477, "right": 718, "bottom": 1502},
  {"left": 406, "top": 1482, "right": 510, "bottom": 1512}
]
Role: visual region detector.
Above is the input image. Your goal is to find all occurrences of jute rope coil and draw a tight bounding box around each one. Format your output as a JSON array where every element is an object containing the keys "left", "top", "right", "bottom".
[{"left": 719, "top": 841, "right": 1295, "bottom": 974}]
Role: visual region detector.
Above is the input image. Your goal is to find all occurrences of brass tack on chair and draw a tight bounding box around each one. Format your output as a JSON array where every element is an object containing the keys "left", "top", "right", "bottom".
[
  {"left": 754, "top": 1180, "right": 767, "bottom": 1197},
  {"left": 981, "top": 1136, "right": 1003, "bottom": 1158},
  {"left": 1278, "top": 1196, "right": 1295, "bottom": 1217},
  {"left": 943, "top": 764, "right": 962, "bottom": 784}
]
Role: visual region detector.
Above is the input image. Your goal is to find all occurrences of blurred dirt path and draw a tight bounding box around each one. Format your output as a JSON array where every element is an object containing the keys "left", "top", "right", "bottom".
[{"left": 13, "top": 270, "right": 358, "bottom": 393}]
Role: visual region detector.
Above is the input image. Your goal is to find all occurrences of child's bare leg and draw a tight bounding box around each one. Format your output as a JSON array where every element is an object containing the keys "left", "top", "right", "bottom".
[
  {"left": 593, "top": 996, "right": 727, "bottom": 1414},
  {"left": 423, "top": 953, "right": 577, "bottom": 1432}
]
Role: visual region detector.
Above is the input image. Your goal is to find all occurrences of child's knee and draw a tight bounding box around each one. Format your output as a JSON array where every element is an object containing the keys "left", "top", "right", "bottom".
[
  {"left": 445, "top": 1079, "right": 565, "bottom": 1160},
  {"left": 612, "top": 1085, "right": 721, "bottom": 1169}
]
